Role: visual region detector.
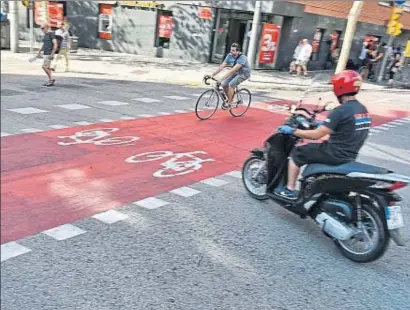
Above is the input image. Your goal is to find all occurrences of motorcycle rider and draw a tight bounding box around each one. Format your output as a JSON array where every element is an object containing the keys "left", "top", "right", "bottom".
[{"left": 274, "top": 70, "right": 370, "bottom": 200}]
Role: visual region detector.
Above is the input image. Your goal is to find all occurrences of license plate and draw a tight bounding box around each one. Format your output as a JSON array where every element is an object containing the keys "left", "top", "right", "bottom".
[{"left": 385, "top": 205, "right": 405, "bottom": 230}]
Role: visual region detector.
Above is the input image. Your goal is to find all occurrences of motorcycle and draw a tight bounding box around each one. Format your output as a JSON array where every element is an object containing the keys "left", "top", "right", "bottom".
[{"left": 242, "top": 101, "right": 409, "bottom": 263}]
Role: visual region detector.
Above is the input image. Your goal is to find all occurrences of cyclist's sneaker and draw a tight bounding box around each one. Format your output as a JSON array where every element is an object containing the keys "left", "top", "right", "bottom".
[{"left": 221, "top": 102, "right": 229, "bottom": 110}]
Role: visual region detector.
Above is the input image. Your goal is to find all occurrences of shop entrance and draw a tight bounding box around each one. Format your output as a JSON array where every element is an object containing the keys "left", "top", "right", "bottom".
[{"left": 210, "top": 10, "right": 252, "bottom": 63}]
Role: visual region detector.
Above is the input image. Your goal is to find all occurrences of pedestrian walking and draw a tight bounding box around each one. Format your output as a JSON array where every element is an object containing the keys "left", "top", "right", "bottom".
[
  {"left": 289, "top": 40, "right": 303, "bottom": 74},
  {"left": 295, "top": 39, "right": 312, "bottom": 77},
  {"left": 52, "top": 21, "right": 71, "bottom": 72},
  {"left": 36, "top": 23, "right": 58, "bottom": 87}
]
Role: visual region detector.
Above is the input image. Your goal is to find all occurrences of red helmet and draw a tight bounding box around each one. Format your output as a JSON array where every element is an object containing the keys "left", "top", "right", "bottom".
[{"left": 331, "top": 70, "right": 363, "bottom": 97}]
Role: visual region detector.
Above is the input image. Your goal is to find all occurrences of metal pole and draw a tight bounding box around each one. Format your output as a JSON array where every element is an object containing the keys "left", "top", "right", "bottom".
[
  {"left": 9, "top": 0, "right": 19, "bottom": 53},
  {"left": 335, "top": 1, "right": 364, "bottom": 74},
  {"left": 377, "top": 35, "right": 394, "bottom": 83},
  {"left": 247, "top": 0, "right": 262, "bottom": 70},
  {"left": 29, "top": 0, "right": 34, "bottom": 53}
]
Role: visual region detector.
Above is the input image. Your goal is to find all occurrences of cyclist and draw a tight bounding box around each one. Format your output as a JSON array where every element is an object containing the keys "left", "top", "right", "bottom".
[
  {"left": 274, "top": 70, "right": 370, "bottom": 200},
  {"left": 204, "top": 43, "right": 251, "bottom": 109}
]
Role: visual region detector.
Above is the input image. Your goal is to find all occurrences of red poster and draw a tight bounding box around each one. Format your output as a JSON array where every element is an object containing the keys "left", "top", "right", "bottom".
[
  {"left": 258, "top": 23, "right": 281, "bottom": 64},
  {"left": 199, "top": 8, "right": 212, "bottom": 20},
  {"left": 48, "top": 2, "right": 64, "bottom": 28},
  {"left": 158, "top": 16, "right": 174, "bottom": 39}
]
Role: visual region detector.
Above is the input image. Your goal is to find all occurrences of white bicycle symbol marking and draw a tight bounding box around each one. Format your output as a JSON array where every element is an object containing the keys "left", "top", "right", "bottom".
[
  {"left": 125, "top": 150, "right": 215, "bottom": 178},
  {"left": 57, "top": 128, "right": 140, "bottom": 146}
]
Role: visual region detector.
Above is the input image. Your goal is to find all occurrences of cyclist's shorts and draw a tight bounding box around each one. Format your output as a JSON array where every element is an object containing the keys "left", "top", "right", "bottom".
[{"left": 221, "top": 75, "right": 247, "bottom": 88}]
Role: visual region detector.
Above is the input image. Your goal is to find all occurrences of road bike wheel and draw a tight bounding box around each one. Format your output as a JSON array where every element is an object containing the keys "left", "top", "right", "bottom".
[
  {"left": 195, "top": 89, "right": 219, "bottom": 120},
  {"left": 229, "top": 88, "right": 252, "bottom": 117}
]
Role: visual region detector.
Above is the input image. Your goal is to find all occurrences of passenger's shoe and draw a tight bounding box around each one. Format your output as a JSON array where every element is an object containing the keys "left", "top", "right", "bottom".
[{"left": 274, "top": 186, "right": 298, "bottom": 200}]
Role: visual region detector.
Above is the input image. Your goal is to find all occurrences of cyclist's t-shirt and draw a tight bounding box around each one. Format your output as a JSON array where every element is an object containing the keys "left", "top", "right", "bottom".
[{"left": 223, "top": 53, "right": 251, "bottom": 79}]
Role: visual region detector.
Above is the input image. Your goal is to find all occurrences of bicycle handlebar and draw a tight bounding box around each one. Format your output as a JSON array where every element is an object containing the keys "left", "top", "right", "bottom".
[{"left": 203, "top": 75, "right": 220, "bottom": 86}]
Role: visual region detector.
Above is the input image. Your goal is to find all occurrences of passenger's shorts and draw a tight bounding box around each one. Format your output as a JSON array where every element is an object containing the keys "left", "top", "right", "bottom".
[
  {"left": 42, "top": 55, "right": 53, "bottom": 66},
  {"left": 290, "top": 142, "right": 348, "bottom": 168},
  {"left": 221, "top": 74, "right": 247, "bottom": 88},
  {"left": 295, "top": 59, "right": 308, "bottom": 66}
]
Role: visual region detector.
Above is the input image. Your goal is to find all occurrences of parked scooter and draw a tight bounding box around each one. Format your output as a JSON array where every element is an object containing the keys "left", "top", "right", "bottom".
[{"left": 242, "top": 102, "right": 409, "bottom": 263}]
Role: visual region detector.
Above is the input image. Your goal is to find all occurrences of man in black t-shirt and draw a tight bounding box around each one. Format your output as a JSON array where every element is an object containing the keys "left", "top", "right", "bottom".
[
  {"left": 274, "top": 70, "right": 369, "bottom": 200},
  {"left": 36, "top": 23, "right": 58, "bottom": 87}
]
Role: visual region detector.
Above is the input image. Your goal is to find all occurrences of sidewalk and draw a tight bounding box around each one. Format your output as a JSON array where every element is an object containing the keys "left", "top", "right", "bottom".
[{"left": 1, "top": 40, "right": 409, "bottom": 94}]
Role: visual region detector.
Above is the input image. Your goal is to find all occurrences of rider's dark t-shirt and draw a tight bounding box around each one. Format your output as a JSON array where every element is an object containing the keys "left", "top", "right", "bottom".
[{"left": 323, "top": 100, "right": 371, "bottom": 161}]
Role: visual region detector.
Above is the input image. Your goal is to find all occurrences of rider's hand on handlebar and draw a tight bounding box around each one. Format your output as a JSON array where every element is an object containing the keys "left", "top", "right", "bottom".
[{"left": 277, "top": 125, "right": 295, "bottom": 135}]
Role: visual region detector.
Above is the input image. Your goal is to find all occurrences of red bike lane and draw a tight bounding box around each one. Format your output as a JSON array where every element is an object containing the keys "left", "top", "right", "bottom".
[{"left": 1, "top": 106, "right": 409, "bottom": 243}]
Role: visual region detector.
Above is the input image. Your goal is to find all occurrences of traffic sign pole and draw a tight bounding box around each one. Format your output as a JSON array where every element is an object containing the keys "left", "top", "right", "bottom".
[
  {"left": 29, "top": 0, "right": 34, "bottom": 53},
  {"left": 376, "top": 35, "right": 394, "bottom": 83}
]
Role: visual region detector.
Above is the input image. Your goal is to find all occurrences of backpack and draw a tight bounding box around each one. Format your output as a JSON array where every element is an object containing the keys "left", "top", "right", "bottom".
[{"left": 54, "top": 32, "right": 63, "bottom": 54}]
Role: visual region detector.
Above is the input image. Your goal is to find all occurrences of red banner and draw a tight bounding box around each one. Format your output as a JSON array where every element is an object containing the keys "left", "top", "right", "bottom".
[
  {"left": 258, "top": 23, "right": 280, "bottom": 64},
  {"left": 158, "top": 16, "right": 174, "bottom": 39},
  {"left": 48, "top": 2, "right": 64, "bottom": 28}
]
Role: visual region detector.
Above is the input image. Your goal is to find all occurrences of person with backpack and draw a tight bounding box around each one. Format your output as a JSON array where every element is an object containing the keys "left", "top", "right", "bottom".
[
  {"left": 52, "top": 21, "right": 70, "bottom": 72},
  {"left": 204, "top": 43, "right": 251, "bottom": 109},
  {"left": 36, "top": 23, "right": 58, "bottom": 86}
]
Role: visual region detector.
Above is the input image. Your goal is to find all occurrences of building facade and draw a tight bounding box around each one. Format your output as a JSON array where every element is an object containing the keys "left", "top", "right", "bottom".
[{"left": 16, "top": 1, "right": 410, "bottom": 71}]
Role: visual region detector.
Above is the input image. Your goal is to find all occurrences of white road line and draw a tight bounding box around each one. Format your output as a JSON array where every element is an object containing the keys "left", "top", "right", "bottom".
[
  {"left": 137, "top": 114, "right": 155, "bottom": 118},
  {"left": 170, "top": 186, "right": 201, "bottom": 197},
  {"left": 373, "top": 126, "right": 390, "bottom": 131},
  {"left": 201, "top": 177, "right": 229, "bottom": 187},
  {"left": 1, "top": 132, "right": 11, "bottom": 137},
  {"left": 225, "top": 171, "right": 242, "bottom": 179},
  {"left": 157, "top": 112, "right": 171, "bottom": 115},
  {"left": 380, "top": 124, "right": 396, "bottom": 128},
  {"left": 99, "top": 119, "right": 115, "bottom": 123},
  {"left": 120, "top": 116, "right": 135, "bottom": 120},
  {"left": 164, "top": 96, "right": 190, "bottom": 101},
  {"left": 388, "top": 121, "right": 404, "bottom": 125},
  {"left": 1, "top": 242, "right": 31, "bottom": 262},
  {"left": 174, "top": 110, "right": 189, "bottom": 113},
  {"left": 74, "top": 121, "right": 94, "bottom": 126},
  {"left": 49, "top": 125, "right": 69, "bottom": 129},
  {"left": 42, "top": 224, "right": 86, "bottom": 241},
  {"left": 98, "top": 101, "right": 129, "bottom": 106},
  {"left": 57, "top": 104, "right": 92, "bottom": 110},
  {"left": 7, "top": 107, "right": 49, "bottom": 114},
  {"left": 392, "top": 119, "right": 408, "bottom": 124},
  {"left": 132, "top": 98, "right": 162, "bottom": 103},
  {"left": 21, "top": 128, "right": 43, "bottom": 133},
  {"left": 92, "top": 210, "right": 129, "bottom": 224},
  {"left": 369, "top": 128, "right": 382, "bottom": 133},
  {"left": 133, "top": 197, "right": 169, "bottom": 209}
]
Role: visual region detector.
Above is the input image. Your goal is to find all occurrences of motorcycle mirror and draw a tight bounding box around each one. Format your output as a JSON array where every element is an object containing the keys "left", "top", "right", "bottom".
[{"left": 290, "top": 104, "right": 297, "bottom": 113}]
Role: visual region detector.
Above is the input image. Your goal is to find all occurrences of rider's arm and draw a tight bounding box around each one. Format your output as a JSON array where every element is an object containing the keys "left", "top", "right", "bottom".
[
  {"left": 211, "top": 62, "right": 227, "bottom": 77},
  {"left": 294, "top": 126, "right": 332, "bottom": 140},
  {"left": 294, "top": 108, "right": 342, "bottom": 140},
  {"left": 219, "top": 63, "right": 242, "bottom": 81}
]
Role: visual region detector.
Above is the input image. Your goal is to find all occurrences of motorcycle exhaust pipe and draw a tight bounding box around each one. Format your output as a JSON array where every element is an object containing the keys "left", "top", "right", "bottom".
[{"left": 315, "top": 212, "right": 356, "bottom": 241}]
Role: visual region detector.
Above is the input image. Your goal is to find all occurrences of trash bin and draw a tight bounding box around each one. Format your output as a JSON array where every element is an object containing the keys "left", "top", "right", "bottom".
[
  {"left": 68, "top": 36, "right": 78, "bottom": 53},
  {"left": 0, "top": 20, "right": 10, "bottom": 50}
]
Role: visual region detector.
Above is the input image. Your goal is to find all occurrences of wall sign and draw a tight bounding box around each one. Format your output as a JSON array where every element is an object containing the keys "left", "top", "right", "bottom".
[
  {"left": 158, "top": 15, "right": 174, "bottom": 39},
  {"left": 48, "top": 2, "right": 64, "bottom": 28},
  {"left": 199, "top": 7, "right": 212, "bottom": 20},
  {"left": 98, "top": 3, "right": 113, "bottom": 40},
  {"left": 258, "top": 23, "right": 281, "bottom": 64}
]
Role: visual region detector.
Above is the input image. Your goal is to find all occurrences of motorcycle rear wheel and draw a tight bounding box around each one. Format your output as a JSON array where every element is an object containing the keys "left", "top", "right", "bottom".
[
  {"left": 242, "top": 156, "right": 269, "bottom": 200},
  {"left": 334, "top": 201, "right": 390, "bottom": 263}
]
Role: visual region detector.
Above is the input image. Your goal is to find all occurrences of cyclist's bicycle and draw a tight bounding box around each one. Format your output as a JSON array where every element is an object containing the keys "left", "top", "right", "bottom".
[{"left": 195, "top": 76, "right": 252, "bottom": 120}]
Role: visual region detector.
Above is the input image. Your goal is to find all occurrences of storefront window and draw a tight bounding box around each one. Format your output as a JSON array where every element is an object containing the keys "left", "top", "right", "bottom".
[{"left": 211, "top": 10, "right": 230, "bottom": 63}]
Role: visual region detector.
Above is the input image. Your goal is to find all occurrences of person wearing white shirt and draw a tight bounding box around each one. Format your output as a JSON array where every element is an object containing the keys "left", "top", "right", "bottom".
[
  {"left": 53, "top": 21, "right": 71, "bottom": 72},
  {"left": 295, "top": 39, "right": 312, "bottom": 77},
  {"left": 289, "top": 40, "right": 303, "bottom": 74}
]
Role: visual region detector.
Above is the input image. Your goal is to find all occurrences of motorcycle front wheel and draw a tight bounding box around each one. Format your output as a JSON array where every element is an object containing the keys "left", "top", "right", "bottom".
[
  {"left": 242, "top": 156, "right": 269, "bottom": 200},
  {"left": 334, "top": 200, "right": 390, "bottom": 263}
]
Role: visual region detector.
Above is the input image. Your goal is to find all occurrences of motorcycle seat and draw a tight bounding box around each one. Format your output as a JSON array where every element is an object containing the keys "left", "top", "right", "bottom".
[{"left": 302, "top": 161, "right": 389, "bottom": 178}]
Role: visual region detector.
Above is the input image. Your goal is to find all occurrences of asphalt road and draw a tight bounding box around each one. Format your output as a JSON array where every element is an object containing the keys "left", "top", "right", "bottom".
[{"left": 1, "top": 74, "right": 410, "bottom": 310}]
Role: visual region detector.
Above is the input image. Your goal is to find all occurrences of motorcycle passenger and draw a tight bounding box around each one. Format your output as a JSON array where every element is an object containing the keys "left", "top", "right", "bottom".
[{"left": 275, "top": 70, "right": 371, "bottom": 200}]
